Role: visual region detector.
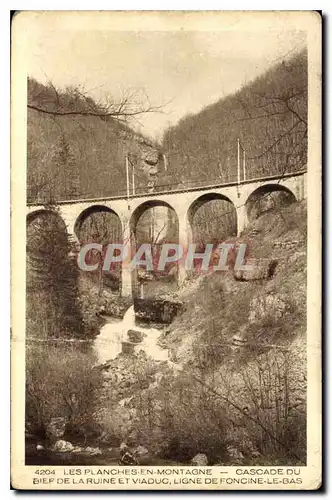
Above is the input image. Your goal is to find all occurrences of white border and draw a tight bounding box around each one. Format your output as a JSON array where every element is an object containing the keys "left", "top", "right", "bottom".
[{"left": 3, "top": 3, "right": 328, "bottom": 498}]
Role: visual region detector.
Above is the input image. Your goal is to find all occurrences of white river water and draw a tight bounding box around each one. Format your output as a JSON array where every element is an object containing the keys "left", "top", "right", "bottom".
[{"left": 93, "top": 306, "right": 169, "bottom": 364}]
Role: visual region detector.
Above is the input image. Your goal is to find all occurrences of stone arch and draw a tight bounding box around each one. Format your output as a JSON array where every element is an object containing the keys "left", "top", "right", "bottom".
[
  {"left": 130, "top": 199, "right": 178, "bottom": 230},
  {"left": 27, "top": 209, "right": 67, "bottom": 233},
  {"left": 129, "top": 200, "right": 179, "bottom": 297},
  {"left": 187, "top": 192, "right": 237, "bottom": 242},
  {"left": 245, "top": 183, "right": 297, "bottom": 222},
  {"left": 74, "top": 205, "right": 124, "bottom": 293},
  {"left": 74, "top": 205, "right": 122, "bottom": 241}
]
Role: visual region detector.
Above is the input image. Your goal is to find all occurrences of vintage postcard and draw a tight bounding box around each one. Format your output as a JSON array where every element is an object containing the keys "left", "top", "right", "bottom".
[{"left": 11, "top": 10, "right": 321, "bottom": 490}]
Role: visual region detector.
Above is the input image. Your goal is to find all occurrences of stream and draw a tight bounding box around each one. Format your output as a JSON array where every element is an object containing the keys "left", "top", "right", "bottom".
[
  {"left": 94, "top": 305, "right": 169, "bottom": 364},
  {"left": 26, "top": 306, "right": 177, "bottom": 465}
]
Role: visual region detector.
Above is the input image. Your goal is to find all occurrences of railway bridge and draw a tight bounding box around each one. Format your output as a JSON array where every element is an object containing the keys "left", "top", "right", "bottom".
[{"left": 27, "top": 170, "right": 307, "bottom": 295}]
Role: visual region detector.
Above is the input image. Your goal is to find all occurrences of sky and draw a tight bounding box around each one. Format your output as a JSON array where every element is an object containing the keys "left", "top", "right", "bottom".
[{"left": 24, "top": 12, "right": 306, "bottom": 140}]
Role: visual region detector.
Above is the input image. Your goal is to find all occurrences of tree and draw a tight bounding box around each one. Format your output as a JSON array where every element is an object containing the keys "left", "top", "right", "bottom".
[
  {"left": 235, "top": 52, "right": 307, "bottom": 177},
  {"left": 28, "top": 78, "right": 164, "bottom": 124},
  {"left": 161, "top": 50, "right": 307, "bottom": 185},
  {"left": 27, "top": 210, "right": 84, "bottom": 338},
  {"left": 27, "top": 78, "right": 165, "bottom": 203}
]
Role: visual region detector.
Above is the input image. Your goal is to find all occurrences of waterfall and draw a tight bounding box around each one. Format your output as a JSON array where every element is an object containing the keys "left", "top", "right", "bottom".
[
  {"left": 94, "top": 306, "right": 169, "bottom": 364},
  {"left": 122, "top": 305, "right": 136, "bottom": 326}
]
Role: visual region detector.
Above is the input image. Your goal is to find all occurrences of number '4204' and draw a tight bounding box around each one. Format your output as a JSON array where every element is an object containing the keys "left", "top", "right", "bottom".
[{"left": 34, "top": 470, "right": 55, "bottom": 475}]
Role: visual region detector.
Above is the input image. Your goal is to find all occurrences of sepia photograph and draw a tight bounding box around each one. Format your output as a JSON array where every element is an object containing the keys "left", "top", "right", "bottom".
[{"left": 11, "top": 10, "right": 321, "bottom": 490}]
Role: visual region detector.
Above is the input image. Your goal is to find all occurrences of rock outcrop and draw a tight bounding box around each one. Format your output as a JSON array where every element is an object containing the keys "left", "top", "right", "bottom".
[
  {"left": 51, "top": 440, "right": 74, "bottom": 452},
  {"left": 234, "top": 258, "right": 278, "bottom": 281},
  {"left": 134, "top": 298, "right": 183, "bottom": 323}
]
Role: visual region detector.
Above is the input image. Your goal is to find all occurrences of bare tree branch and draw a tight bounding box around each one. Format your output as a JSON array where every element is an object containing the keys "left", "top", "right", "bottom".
[
  {"left": 246, "top": 120, "right": 304, "bottom": 160},
  {"left": 28, "top": 80, "right": 167, "bottom": 123},
  {"left": 27, "top": 103, "right": 165, "bottom": 119}
]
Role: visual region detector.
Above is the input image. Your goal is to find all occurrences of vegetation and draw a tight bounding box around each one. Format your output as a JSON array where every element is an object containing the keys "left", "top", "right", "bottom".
[
  {"left": 131, "top": 350, "right": 305, "bottom": 465},
  {"left": 27, "top": 78, "right": 163, "bottom": 203},
  {"left": 25, "top": 78, "right": 167, "bottom": 445},
  {"left": 26, "top": 209, "right": 84, "bottom": 339},
  {"left": 152, "top": 200, "right": 307, "bottom": 464},
  {"left": 95, "top": 201, "right": 307, "bottom": 466},
  {"left": 26, "top": 344, "right": 103, "bottom": 440},
  {"left": 157, "top": 50, "right": 307, "bottom": 244},
  {"left": 162, "top": 50, "right": 307, "bottom": 186}
]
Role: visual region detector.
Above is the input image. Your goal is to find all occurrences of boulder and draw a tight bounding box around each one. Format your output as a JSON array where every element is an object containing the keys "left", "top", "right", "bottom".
[
  {"left": 45, "top": 417, "right": 67, "bottom": 441},
  {"left": 51, "top": 440, "right": 74, "bottom": 453},
  {"left": 142, "top": 149, "right": 159, "bottom": 167},
  {"left": 127, "top": 329, "right": 144, "bottom": 343},
  {"left": 234, "top": 258, "right": 278, "bottom": 281},
  {"left": 191, "top": 453, "right": 208, "bottom": 466}
]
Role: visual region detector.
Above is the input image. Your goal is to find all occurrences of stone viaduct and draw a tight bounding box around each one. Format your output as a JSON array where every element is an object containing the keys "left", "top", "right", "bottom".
[{"left": 27, "top": 170, "right": 307, "bottom": 296}]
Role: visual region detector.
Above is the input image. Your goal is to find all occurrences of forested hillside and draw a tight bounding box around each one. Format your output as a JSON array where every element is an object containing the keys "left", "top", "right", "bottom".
[
  {"left": 27, "top": 50, "right": 307, "bottom": 204},
  {"left": 161, "top": 50, "right": 307, "bottom": 188},
  {"left": 27, "top": 78, "right": 163, "bottom": 203}
]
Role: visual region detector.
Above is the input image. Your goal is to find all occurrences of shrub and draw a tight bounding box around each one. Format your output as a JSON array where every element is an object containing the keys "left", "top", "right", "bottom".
[
  {"left": 25, "top": 343, "right": 103, "bottom": 441},
  {"left": 128, "top": 346, "right": 306, "bottom": 465},
  {"left": 123, "top": 369, "right": 230, "bottom": 462},
  {"left": 212, "top": 349, "right": 306, "bottom": 465}
]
